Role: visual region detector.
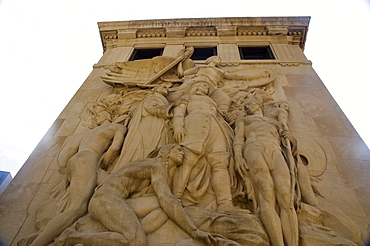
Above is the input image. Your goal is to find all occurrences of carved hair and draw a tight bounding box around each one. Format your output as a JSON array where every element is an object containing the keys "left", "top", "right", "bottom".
[
  {"left": 205, "top": 56, "right": 221, "bottom": 66},
  {"left": 244, "top": 99, "right": 263, "bottom": 109}
]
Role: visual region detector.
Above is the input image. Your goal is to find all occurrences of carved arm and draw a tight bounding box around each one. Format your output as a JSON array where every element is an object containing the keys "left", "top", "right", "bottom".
[
  {"left": 151, "top": 169, "right": 216, "bottom": 244},
  {"left": 233, "top": 117, "right": 248, "bottom": 180},
  {"left": 172, "top": 98, "right": 188, "bottom": 143},
  {"left": 101, "top": 125, "right": 127, "bottom": 169}
]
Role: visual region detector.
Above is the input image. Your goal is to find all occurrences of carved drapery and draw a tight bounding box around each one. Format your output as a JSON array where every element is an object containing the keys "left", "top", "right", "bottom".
[{"left": 18, "top": 50, "right": 361, "bottom": 246}]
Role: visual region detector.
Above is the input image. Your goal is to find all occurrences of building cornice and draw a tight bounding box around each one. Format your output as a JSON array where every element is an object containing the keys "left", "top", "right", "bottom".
[{"left": 98, "top": 16, "right": 310, "bottom": 51}]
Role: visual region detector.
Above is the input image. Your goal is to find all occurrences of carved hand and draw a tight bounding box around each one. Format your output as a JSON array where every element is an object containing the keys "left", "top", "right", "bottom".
[
  {"left": 192, "top": 229, "right": 218, "bottom": 245},
  {"left": 224, "top": 112, "right": 236, "bottom": 124},
  {"left": 174, "top": 126, "right": 186, "bottom": 143},
  {"left": 161, "top": 104, "right": 173, "bottom": 119},
  {"left": 281, "top": 130, "right": 297, "bottom": 156},
  {"left": 100, "top": 155, "right": 110, "bottom": 170},
  {"left": 235, "top": 155, "right": 249, "bottom": 181}
]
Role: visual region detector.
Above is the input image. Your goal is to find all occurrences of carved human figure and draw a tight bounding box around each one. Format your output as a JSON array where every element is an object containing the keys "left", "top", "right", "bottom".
[
  {"left": 113, "top": 84, "right": 174, "bottom": 172},
  {"left": 179, "top": 55, "right": 272, "bottom": 86},
  {"left": 233, "top": 100, "right": 299, "bottom": 246},
  {"left": 172, "top": 56, "right": 229, "bottom": 113},
  {"left": 88, "top": 144, "right": 219, "bottom": 246},
  {"left": 94, "top": 94, "right": 125, "bottom": 126},
  {"left": 25, "top": 115, "right": 129, "bottom": 246},
  {"left": 172, "top": 80, "right": 244, "bottom": 214},
  {"left": 263, "top": 101, "right": 290, "bottom": 131},
  {"left": 264, "top": 101, "right": 318, "bottom": 207},
  {"left": 170, "top": 55, "right": 275, "bottom": 120},
  {"left": 101, "top": 46, "right": 194, "bottom": 87}
]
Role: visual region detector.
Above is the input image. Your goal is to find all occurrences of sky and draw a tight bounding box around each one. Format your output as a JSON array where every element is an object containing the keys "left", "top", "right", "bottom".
[{"left": 0, "top": 0, "right": 369, "bottom": 178}]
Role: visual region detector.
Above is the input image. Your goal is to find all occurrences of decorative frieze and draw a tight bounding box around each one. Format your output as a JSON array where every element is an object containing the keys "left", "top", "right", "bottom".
[
  {"left": 288, "top": 27, "right": 306, "bottom": 48},
  {"left": 237, "top": 26, "right": 267, "bottom": 36},
  {"left": 185, "top": 26, "right": 217, "bottom": 37},
  {"left": 137, "top": 28, "right": 166, "bottom": 38},
  {"left": 101, "top": 31, "right": 118, "bottom": 40},
  {"left": 98, "top": 17, "right": 310, "bottom": 50}
]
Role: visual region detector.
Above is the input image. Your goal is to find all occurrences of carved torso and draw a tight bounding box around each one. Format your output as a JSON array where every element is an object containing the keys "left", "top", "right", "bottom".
[{"left": 243, "top": 115, "right": 281, "bottom": 146}]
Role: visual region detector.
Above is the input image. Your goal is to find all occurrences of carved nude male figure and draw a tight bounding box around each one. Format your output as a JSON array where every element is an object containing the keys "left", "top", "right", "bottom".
[
  {"left": 88, "top": 144, "right": 218, "bottom": 246},
  {"left": 26, "top": 115, "right": 129, "bottom": 246},
  {"left": 233, "top": 100, "right": 298, "bottom": 246}
]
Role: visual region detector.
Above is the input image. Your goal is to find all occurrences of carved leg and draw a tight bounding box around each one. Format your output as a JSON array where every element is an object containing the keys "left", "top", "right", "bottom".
[
  {"left": 207, "top": 152, "right": 250, "bottom": 215},
  {"left": 272, "top": 153, "right": 299, "bottom": 246},
  {"left": 297, "top": 160, "right": 318, "bottom": 206},
  {"left": 207, "top": 152, "right": 233, "bottom": 206},
  {"left": 17, "top": 232, "right": 39, "bottom": 246},
  {"left": 258, "top": 197, "right": 285, "bottom": 246},
  {"left": 171, "top": 148, "right": 199, "bottom": 198},
  {"left": 89, "top": 191, "right": 147, "bottom": 246},
  {"left": 245, "top": 148, "right": 285, "bottom": 246},
  {"left": 55, "top": 228, "right": 128, "bottom": 246},
  {"left": 30, "top": 153, "right": 98, "bottom": 246}
]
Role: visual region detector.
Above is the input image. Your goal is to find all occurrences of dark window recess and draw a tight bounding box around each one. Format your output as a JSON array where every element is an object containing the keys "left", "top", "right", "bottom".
[
  {"left": 190, "top": 47, "right": 217, "bottom": 60},
  {"left": 129, "top": 48, "right": 164, "bottom": 61},
  {"left": 239, "top": 46, "right": 275, "bottom": 60}
]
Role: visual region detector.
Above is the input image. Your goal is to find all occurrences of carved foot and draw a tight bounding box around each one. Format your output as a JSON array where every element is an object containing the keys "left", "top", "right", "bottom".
[{"left": 17, "top": 232, "right": 40, "bottom": 246}]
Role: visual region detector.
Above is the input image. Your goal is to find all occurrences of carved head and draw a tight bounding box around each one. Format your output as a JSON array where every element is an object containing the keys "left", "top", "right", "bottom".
[
  {"left": 95, "top": 111, "right": 112, "bottom": 126},
  {"left": 185, "top": 79, "right": 215, "bottom": 95},
  {"left": 153, "top": 83, "right": 172, "bottom": 96},
  {"left": 273, "top": 101, "right": 289, "bottom": 112},
  {"left": 244, "top": 100, "right": 263, "bottom": 115},
  {"left": 157, "top": 144, "right": 184, "bottom": 168},
  {"left": 205, "top": 56, "right": 221, "bottom": 66}
]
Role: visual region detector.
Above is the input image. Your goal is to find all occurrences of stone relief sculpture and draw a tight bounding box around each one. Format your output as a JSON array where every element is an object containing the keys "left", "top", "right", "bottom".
[
  {"left": 88, "top": 144, "right": 221, "bottom": 246},
  {"left": 179, "top": 55, "right": 274, "bottom": 88},
  {"left": 113, "top": 83, "right": 174, "bottom": 171},
  {"left": 52, "top": 145, "right": 269, "bottom": 246},
  {"left": 172, "top": 79, "right": 244, "bottom": 214},
  {"left": 85, "top": 89, "right": 151, "bottom": 129},
  {"left": 19, "top": 48, "right": 362, "bottom": 246},
  {"left": 101, "top": 47, "right": 195, "bottom": 87},
  {"left": 233, "top": 99, "right": 299, "bottom": 246},
  {"left": 19, "top": 115, "right": 130, "bottom": 246},
  {"left": 168, "top": 55, "right": 276, "bottom": 113},
  {"left": 263, "top": 101, "right": 317, "bottom": 207}
]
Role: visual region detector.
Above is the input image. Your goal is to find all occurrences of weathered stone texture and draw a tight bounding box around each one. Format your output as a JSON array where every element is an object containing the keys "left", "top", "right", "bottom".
[{"left": 1, "top": 17, "right": 368, "bottom": 246}]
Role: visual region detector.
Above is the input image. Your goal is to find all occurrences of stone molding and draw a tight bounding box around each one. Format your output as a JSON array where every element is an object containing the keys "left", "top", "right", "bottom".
[{"left": 99, "top": 17, "right": 310, "bottom": 51}]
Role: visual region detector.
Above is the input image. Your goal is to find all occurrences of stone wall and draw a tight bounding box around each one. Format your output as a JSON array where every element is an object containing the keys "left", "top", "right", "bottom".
[{"left": 0, "top": 17, "right": 368, "bottom": 246}]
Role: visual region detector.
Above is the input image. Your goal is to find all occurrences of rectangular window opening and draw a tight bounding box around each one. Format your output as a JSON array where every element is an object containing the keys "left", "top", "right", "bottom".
[
  {"left": 129, "top": 48, "right": 164, "bottom": 61},
  {"left": 239, "top": 46, "right": 275, "bottom": 60},
  {"left": 190, "top": 47, "right": 217, "bottom": 60}
]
